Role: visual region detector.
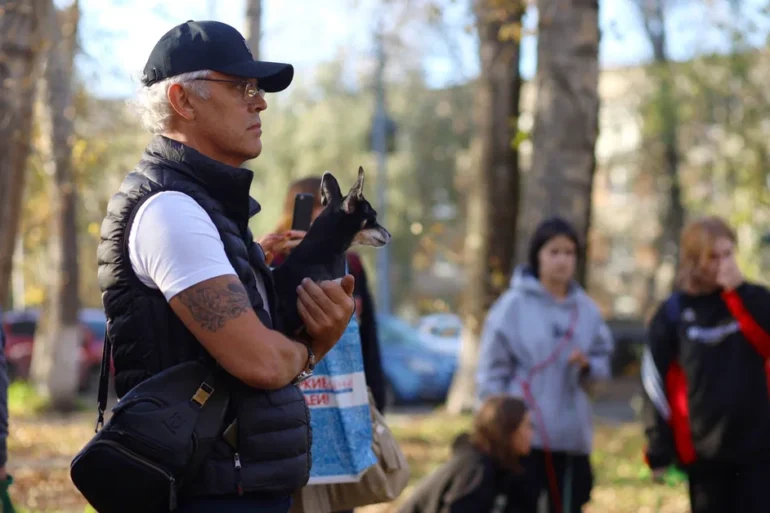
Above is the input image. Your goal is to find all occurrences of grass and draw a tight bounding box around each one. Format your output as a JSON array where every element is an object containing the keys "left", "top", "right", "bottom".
[
  {"left": 8, "top": 382, "right": 49, "bottom": 418},
  {"left": 8, "top": 379, "right": 91, "bottom": 421},
  {"left": 360, "top": 412, "right": 690, "bottom": 513},
  {"left": 6, "top": 407, "right": 689, "bottom": 513}
]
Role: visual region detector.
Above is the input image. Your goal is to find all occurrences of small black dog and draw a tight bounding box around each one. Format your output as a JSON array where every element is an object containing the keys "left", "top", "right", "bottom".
[{"left": 272, "top": 166, "right": 391, "bottom": 336}]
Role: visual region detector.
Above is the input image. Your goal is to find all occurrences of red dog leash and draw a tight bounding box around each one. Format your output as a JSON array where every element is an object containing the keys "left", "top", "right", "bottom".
[{"left": 520, "top": 305, "right": 579, "bottom": 513}]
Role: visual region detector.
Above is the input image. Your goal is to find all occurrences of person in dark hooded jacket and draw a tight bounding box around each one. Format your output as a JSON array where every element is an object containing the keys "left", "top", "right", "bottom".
[{"left": 397, "top": 396, "right": 537, "bottom": 513}]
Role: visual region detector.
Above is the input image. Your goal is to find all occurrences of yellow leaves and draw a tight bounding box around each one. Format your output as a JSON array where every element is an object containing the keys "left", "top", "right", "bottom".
[
  {"left": 72, "top": 136, "right": 108, "bottom": 174},
  {"left": 497, "top": 21, "right": 522, "bottom": 42},
  {"left": 489, "top": 267, "right": 507, "bottom": 290},
  {"left": 87, "top": 222, "right": 100, "bottom": 239},
  {"left": 71, "top": 138, "right": 89, "bottom": 164},
  {"left": 24, "top": 286, "right": 45, "bottom": 306},
  {"left": 475, "top": 0, "right": 526, "bottom": 41},
  {"left": 7, "top": 412, "right": 95, "bottom": 511},
  {"left": 9, "top": 407, "right": 687, "bottom": 513}
]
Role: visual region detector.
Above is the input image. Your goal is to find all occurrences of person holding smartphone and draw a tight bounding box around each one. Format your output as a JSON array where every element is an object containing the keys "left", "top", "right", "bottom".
[
  {"left": 642, "top": 216, "right": 770, "bottom": 513},
  {"left": 262, "top": 177, "right": 387, "bottom": 513},
  {"left": 262, "top": 177, "right": 387, "bottom": 412}
]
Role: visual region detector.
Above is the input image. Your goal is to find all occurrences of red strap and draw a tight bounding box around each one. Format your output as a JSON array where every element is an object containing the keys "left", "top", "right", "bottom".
[
  {"left": 721, "top": 289, "right": 770, "bottom": 359},
  {"left": 665, "top": 362, "right": 696, "bottom": 464},
  {"left": 346, "top": 252, "right": 363, "bottom": 276}
]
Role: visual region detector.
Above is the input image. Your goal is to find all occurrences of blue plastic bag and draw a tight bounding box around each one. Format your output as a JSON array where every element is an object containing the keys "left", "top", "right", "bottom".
[{"left": 297, "top": 317, "right": 377, "bottom": 484}]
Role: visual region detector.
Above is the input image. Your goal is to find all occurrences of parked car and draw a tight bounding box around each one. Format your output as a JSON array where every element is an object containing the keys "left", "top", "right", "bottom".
[
  {"left": 415, "top": 313, "right": 463, "bottom": 356},
  {"left": 1, "top": 308, "right": 106, "bottom": 392},
  {"left": 377, "top": 314, "right": 457, "bottom": 407}
]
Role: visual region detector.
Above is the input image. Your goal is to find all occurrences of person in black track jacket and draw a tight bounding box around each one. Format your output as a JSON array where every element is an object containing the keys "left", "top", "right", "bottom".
[
  {"left": 642, "top": 216, "right": 770, "bottom": 513},
  {"left": 397, "top": 396, "right": 538, "bottom": 513}
]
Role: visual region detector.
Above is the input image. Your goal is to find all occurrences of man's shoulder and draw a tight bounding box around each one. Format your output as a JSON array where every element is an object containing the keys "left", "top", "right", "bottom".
[
  {"left": 115, "top": 158, "right": 201, "bottom": 200},
  {"left": 133, "top": 191, "right": 214, "bottom": 235}
]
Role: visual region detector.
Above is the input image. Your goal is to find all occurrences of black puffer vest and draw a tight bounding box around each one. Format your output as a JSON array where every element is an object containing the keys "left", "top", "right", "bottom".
[{"left": 96, "top": 136, "right": 310, "bottom": 499}]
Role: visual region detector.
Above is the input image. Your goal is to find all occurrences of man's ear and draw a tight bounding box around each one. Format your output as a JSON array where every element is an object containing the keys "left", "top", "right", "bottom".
[{"left": 167, "top": 83, "right": 196, "bottom": 121}]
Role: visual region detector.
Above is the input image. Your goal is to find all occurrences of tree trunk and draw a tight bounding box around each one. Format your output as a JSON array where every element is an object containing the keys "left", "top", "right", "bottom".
[
  {"left": 639, "top": 0, "right": 684, "bottom": 309},
  {"left": 30, "top": 0, "right": 82, "bottom": 412},
  {"left": 245, "top": 0, "right": 261, "bottom": 60},
  {"left": 515, "top": 0, "right": 600, "bottom": 286},
  {"left": 0, "top": 0, "right": 49, "bottom": 308},
  {"left": 446, "top": 0, "right": 523, "bottom": 414}
]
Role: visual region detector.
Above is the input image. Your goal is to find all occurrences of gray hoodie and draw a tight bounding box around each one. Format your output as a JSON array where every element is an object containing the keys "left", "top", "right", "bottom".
[{"left": 475, "top": 265, "right": 614, "bottom": 455}]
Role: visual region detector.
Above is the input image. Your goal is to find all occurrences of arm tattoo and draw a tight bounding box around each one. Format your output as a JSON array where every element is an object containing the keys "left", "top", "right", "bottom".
[{"left": 177, "top": 282, "right": 251, "bottom": 332}]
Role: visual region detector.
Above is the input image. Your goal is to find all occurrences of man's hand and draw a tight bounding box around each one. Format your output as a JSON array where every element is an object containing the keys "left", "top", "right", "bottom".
[
  {"left": 297, "top": 275, "right": 356, "bottom": 360},
  {"left": 568, "top": 348, "right": 590, "bottom": 370},
  {"left": 717, "top": 254, "right": 744, "bottom": 291},
  {"left": 259, "top": 230, "right": 306, "bottom": 265}
]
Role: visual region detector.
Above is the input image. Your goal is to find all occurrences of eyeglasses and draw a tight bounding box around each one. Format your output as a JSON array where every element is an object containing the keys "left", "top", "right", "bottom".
[{"left": 193, "top": 78, "right": 265, "bottom": 102}]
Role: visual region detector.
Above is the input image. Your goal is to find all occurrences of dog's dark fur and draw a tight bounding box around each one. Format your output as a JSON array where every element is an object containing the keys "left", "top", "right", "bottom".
[{"left": 272, "top": 167, "right": 391, "bottom": 336}]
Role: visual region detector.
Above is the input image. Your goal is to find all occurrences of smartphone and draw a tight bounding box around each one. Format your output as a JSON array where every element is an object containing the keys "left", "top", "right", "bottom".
[{"left": 291, "top": 193, "right": 315, "bottom": 231}]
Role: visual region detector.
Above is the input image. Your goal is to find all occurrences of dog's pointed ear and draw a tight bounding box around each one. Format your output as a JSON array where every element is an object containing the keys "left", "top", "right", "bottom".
[
  {"left": 342, "top": 167, "right": 365, "bottom": 213},
  {"left": 348, "top": 166, "right": 365, "bottom": 199},
  {"left": 321, "top": 172, "right": 343, "bottom": 207}
]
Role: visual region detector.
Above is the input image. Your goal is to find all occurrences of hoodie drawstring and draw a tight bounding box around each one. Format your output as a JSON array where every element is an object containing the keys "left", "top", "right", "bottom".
[{"left": 519, "top": 304, "right": 579, "bottom": 513}]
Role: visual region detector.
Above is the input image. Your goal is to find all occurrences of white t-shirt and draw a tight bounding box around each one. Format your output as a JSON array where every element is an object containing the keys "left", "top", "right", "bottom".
[{"left": 128, "top": 191, "right": 271, "bottom": 315}]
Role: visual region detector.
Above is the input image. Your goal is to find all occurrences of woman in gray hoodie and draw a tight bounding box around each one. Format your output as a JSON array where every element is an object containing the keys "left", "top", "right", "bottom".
[{"left": 475, "top": 217, "right": 614, "bottom": 513}]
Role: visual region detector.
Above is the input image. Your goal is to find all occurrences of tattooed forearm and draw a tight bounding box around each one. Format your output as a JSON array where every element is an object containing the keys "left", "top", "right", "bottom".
[{"left": 176, "top": 281, "right": 251, "bottom": 332}]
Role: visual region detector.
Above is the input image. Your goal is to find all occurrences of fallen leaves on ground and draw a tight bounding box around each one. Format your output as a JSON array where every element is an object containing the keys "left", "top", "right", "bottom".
[
  {"left": 8, "top": 409, "right": 688, "bottom": 512},
  {"left": 8, "top": 412, "right": 94, "bottom": 512}
]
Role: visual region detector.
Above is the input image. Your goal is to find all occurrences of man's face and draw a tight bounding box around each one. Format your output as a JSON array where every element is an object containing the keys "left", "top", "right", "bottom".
[{"left": 187, "top": 71, "right": 267, "bottom": 166}]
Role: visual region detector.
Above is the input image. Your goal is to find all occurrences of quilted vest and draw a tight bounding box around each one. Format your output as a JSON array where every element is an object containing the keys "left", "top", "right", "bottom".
[{"left": 96, "top": 135, "right": 310, "bottom": 498}]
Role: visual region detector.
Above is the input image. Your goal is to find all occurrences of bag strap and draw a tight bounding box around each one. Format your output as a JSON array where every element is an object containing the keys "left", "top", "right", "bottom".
[
  {"left": 95, "top": 320, "right": 113, "bottom": 432},
  {"left": 94, "top": 323, "right": 228, "bottom": 435},
  {"left": 182, "top": 366, "right": 230, "bottom": 488}
]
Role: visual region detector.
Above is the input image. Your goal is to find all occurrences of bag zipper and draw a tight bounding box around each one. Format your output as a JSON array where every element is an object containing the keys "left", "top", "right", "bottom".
[
  {"left": 99, "top": 440, "right": 177, "bottom": 510},
  {"left": 114, "top": 429, "right": 173, "bottom": 456},
  {"left": 234, "top": 452, "right": 243, "bottom": 496}
]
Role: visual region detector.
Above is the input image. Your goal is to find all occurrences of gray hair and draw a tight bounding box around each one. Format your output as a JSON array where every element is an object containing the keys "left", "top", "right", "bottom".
[{"left": 128, "top": 70, "right": 212, "bottom": 134}]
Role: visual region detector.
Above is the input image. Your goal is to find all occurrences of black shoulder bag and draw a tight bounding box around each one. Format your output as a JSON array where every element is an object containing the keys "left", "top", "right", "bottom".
[{"left": 70, "top": 329, "right": 230, "bottom": 513}]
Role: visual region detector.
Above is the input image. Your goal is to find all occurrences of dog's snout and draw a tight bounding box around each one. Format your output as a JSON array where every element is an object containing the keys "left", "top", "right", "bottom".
[{"left": 378, "top": 227, "right": 392, "bottom": 243}]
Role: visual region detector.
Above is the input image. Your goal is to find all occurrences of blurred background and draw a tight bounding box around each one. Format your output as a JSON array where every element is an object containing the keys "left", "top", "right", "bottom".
[{"left": 2, "top": 0, "right": 770, "bottom": 511}]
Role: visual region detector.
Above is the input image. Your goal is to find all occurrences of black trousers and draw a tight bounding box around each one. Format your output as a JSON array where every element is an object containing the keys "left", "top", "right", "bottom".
[
  {"left": 688, "top": 462, "right": 770, "bottom": 513},
  {"left": 520, "top": 449, "right": 593, "bottom": 513}
]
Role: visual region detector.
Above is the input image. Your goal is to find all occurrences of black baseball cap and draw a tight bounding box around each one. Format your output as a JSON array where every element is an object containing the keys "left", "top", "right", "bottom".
[{"left": 141, "top": 20, "right": 294, "bottom": 93}]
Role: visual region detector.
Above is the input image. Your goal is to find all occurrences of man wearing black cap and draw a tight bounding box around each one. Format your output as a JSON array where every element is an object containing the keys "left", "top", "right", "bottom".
[{"left": 96, "top": 20, "right": 355, "bottom": 512}]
